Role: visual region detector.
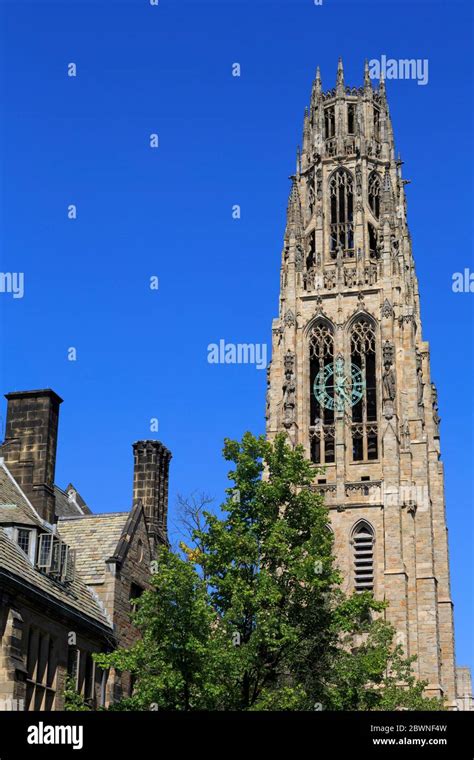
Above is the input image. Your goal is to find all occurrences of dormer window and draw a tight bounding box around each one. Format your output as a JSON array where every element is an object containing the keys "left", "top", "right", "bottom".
[
  {"left": 17, "top": 528, "right": 31, "bottom": 556},
  {"left": 37, "top": 533, "right": 75, "bottom": 582}
]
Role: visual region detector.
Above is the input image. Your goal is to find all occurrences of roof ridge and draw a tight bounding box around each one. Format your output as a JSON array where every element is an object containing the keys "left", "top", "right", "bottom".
[{"left": 58, "top": 511, "right": 130, "bottom": 521}]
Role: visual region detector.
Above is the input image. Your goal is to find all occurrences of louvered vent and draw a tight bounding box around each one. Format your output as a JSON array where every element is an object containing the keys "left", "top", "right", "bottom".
[{"left": 353, "top": 523, "right": 374, "bottom": 592}]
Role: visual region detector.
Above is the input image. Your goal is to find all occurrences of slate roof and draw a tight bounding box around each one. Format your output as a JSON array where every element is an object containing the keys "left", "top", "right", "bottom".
[
  {"left": 0, "top": 529, "right": 112, "bottom": 631},
  {"left": 57, "top": 513, "right": 130, "bottom": 585},
  {"left": 0, "top": 465, "right": 44, "bottom": 528},
  {"left": 0, "top": 460, "right": 113, "bottom": 633},
  {"left": 54, "top": 484, "right": 92, "bottom": 518}
]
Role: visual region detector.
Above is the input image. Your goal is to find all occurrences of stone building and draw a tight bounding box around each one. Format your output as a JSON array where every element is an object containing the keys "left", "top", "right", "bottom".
[
  {"left": 266, "top": 60, "right": 472, "bottom": 710},
  {"left": 0, "top": 388, "right": 171, "bottom": 710}
]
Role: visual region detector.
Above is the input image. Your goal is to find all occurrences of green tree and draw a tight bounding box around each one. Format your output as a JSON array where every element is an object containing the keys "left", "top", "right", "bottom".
[
  {"left": 63, "top": 676, "right": 91, "bottom": 711},
  {"left": 94, "top": 432, "right": 442, "bottom": 711}
]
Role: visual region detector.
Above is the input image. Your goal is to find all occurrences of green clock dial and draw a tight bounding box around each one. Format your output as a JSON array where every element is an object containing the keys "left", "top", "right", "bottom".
[{"left": 313, "top": 357, "right": 365, "bottom": 412}]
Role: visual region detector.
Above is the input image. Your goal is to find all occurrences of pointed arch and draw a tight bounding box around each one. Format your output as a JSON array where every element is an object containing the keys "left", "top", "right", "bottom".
[
  {"left": 345, "top": 309, "right": 377, "bottom": 335},
  {"left": 368, "top": 171, "right": 381, "bottom": 219},
  {"left": 351, "top": 520, "right": 375, "bottom": 592},
  {"left": 304, "top": 312, "right": 336, "bottom": 339},
  {"left": 308, "top": 319, "right": 335, "bottom": 465},
  {"left": 349, "top": 316, "right": 378, "bottom": 461},
  {"left": 328, "top": 168, "right": 354, "bottom": 258}
]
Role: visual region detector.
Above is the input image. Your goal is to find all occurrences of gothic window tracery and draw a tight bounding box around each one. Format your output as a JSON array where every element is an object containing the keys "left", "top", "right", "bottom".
[
  {"left": 368, "top": 172, "right": 381, "bottom": 218},
  {"left": 350, "top": 318, "right": 378, "bottom": 461},
  {"left": 329, "top": 169, "right": 354, "bottom": 258},
  {"left": 309, "top": 322, "right": 335, "bottom": 465}
]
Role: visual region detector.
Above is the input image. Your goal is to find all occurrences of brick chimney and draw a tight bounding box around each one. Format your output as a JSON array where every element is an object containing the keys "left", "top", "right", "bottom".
[
  {"left": 1, "top": 390, "right": 63, "bottom": 524},
  {"left": 132, "top": 440, "right": 171, "bottom": 547}
]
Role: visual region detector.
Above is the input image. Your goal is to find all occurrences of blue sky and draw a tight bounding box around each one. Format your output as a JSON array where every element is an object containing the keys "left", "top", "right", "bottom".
[{"left": 0, "top": 0, "right": 473, "bottom": 672}]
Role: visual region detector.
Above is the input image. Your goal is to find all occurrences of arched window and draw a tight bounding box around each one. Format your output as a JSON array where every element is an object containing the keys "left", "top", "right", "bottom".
[
  {"left": 329, "top": 169, "right": 354, "bottom": 258},
  {"left": 352, "top": 521, "right": 375, "bottom": 592},
  {"left": 368, "top": 172, "right": 381, "bottom": 218},
  {"left": 350, "top": 318, "right": 378, "bottom": 461},
  {"left": 309, "top": 322, "right": 335, "bottom": 465}
]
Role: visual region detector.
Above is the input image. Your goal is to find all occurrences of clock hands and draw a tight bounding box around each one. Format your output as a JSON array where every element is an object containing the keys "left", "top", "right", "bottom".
[{"left": 314, "top": 360, "right": 366, "bottom": 411}]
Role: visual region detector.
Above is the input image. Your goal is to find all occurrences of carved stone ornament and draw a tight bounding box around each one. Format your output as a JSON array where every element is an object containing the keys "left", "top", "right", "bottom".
[
  {"left": 431, "top": 382, "right": 441, "bottom": 437},
  {"left": 416, "top": 348, "right": 424, "bottom": 407},
  {"left": 381, "top": 298, "right": 393, "bottom": 319},
  {"left": 282, "top": 350, "right": 296, "bottom": 428}
]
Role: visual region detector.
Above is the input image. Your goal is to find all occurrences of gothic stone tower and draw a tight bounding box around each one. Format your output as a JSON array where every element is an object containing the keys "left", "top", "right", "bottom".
[{"left": 266, "top": 60, "right": 458, "bottom": 707}]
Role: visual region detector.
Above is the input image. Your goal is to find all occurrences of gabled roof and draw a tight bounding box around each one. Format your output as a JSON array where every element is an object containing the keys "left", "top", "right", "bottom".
[
  {"left": 54, "top": 484, "right": 92, "bottom": 518},
  {"left": 57, "top": 512, "right": 132, "bottom": 585},
  {"left": 0, "top": 462, "right": 44, "bottom": 528},
  {"left": 0, "top": 460, "right": 113, "bottom": 634}
]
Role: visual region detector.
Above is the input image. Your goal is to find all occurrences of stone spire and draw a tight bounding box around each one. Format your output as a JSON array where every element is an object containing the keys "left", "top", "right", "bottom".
[
  {"left": 285, "top": 178, "right": 303, "bottom": 239},
  {"left": 312, "top": 65, "right": 322, "bottom": 101},
  {"left": 364, "top": 58, "right": 371, "bottom": 89},
  {"left": 336, "top": 57, "right": 345, "bottom": 94}
]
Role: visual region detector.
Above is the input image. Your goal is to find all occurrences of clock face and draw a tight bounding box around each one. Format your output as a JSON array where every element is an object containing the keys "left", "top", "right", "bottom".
[{"left": 313, "top": 357, "right": 365, "bottom": 412}]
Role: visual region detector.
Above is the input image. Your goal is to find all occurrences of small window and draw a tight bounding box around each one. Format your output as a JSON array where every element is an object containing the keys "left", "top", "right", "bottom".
[
  {"left": 67, "top": 646, "right": 79, "bottom": 683},
  {"left": 17, "top": 528, "right": 31, "bottom": 556},
  {"left": 361, "top": 476, "right": 370, "bottom": 482},
  {"left": 130, "top": 583, "right": 144, "bottom": 608},
  {"left": 36, "top": 533, "right": 75, "bottom": 582},
  {"left": 318, "top": 479, "right": 327, "bottom": 484},
  {"left": 353, "top": 522, "right": 375, "bottom": 592},
  {"left": 37, "top": 534, "right": 53, "bottom": 570},
  {"left": 84, "top": 653, "right": 95, "bottom": 703},
  {"left": 347, "top": 103, "right": 356, "bottom": 134}
]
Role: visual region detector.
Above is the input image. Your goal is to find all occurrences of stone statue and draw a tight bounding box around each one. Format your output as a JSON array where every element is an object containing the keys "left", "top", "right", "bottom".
[
  {"left": 295, "top": 244, "right": 304, "bottom": 272},
  {"left": 401, "top": 419, "right": 410, "bottom": 448},
  {"left": 431, "top": 382, "right": 441, "bottom": 436},
  {"left": 382, "top": 341, "right": 396, "bottom": 417},
  {"left": 265, "top": 366, "right": 271, "bottom": 422},
  {"left": 416, "top": 349, "right": 424, "bottom": 406},
  {"left": 382, "top": 365, "right": 396, "bottom": 402},
  {"left": 316, "top": 168, "right": 322, "bottom": 200}
]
